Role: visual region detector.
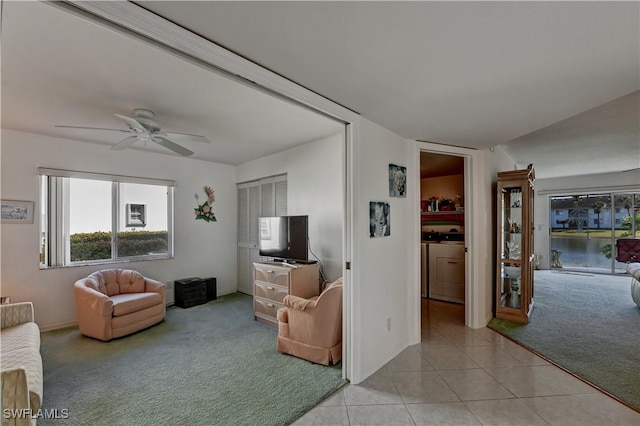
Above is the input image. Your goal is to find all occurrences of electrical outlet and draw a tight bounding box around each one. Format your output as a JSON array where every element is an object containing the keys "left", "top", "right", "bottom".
[{"left": 386, "top": 317, "right": 391, "bottom": 332}]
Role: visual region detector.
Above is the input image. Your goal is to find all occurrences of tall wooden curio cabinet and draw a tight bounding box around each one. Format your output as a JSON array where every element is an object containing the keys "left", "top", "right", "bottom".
[{"left": 496, "top": 164, "right": 535, "bottom": 323}]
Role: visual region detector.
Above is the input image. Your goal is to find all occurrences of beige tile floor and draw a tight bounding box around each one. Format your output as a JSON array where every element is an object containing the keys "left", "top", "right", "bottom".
[{"left": 293, "top": 299, "right": 640, "bottom": 425}]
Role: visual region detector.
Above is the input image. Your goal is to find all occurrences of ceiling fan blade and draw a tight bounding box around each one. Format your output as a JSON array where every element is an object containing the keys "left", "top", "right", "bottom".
[
  {"left": 163, "top": 132, "right": 210, "bottom": 144},
  {"left": 153, "top": 136, "right": 194, "bottom": 157},
  {"left": 55, "top": 125, "right": 129, "bottom": 133},
  {"left": 110, "top": 135, "right": 138, "bottom": 151},
  {"left": 114, "top": 114, "right": 146, "bottom": 133}
]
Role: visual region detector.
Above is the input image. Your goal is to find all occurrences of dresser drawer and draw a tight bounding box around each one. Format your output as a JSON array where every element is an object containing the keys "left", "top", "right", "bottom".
[
  {"left": 254, "top": 266, "right": 290, "bottom": 287},
  {"left": 254, "top": 296, "right": 283, "bottom": 322},
  {"left": 253, "top": 297, "right": 283, "bottom": 326},
  {"left": 254, "top": 281, "right": 288, "bottom": 303}
]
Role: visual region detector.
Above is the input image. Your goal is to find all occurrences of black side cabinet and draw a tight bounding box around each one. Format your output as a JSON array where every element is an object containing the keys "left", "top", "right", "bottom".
[
  {"left": 203, "top": 277, "right": 217, "bottom": 302},
  {"left": 174, "top": 277, "right": 217, "bottom": 308},
  {"left": 174, "top": 277, "right": 207, "bottom": 308}
]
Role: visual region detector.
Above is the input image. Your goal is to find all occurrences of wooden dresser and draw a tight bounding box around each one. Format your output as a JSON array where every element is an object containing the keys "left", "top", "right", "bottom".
[{"left": 253, "top": 262, "right": 319, "bottom": 326}]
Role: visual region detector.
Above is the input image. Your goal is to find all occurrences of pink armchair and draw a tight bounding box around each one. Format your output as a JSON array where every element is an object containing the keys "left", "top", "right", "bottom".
[
  {"left": 74, "top": 269, "right": 166, "bottom": 341},
  {"left": 276, "top": 277, "right": 342, "bottom": 365}
]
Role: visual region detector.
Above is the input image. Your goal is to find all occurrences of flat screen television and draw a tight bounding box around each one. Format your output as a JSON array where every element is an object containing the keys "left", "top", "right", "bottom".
[{"left": 258, "top": 215, "right": 310, "bottom": 264}]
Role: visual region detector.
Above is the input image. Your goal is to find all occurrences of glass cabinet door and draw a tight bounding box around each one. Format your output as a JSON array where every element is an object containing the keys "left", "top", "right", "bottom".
[
  {"left": 499, "top": 186, "right": 523, "bottom": 310},
  {"left": 496, "top": 164, "right": 534, "bottom": 324}
]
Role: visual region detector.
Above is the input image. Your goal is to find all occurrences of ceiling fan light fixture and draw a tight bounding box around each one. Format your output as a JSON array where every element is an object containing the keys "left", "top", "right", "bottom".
[
  {"left": 56, "top": 108, "right": 209, "bottom": 157},
  {"left": 131, "top": 109, "right": 161, "bottom": 132}
]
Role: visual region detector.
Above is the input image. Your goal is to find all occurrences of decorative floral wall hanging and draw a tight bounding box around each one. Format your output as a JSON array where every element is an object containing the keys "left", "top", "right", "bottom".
[{"left": 194, "top": 186, "right": 217, "bottom": 222}]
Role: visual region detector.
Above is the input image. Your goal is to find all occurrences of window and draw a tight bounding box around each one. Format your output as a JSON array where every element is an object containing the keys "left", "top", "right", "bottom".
[{"left": 39, "top": 168, "right": 174, "bottom": 268}]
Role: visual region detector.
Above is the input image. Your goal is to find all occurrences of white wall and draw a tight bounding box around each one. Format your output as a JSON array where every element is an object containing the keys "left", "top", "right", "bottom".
[
  {"left": 346, "top": 134, "right": 515, "bottom": 383},
  {"left": 236, "top": 133, "right": 344, "bottom": 282},
  {"left": 350, "top": 118, "right": 415, "bottom": 382},
  {"left": 421, "top": 175, "right": 464, "bottom": 203},
  {"left": 533, "top": 170, "right": 640, "bottom": 269},
  {"left": 490, "top": 146, "right": 517, "bottom": 173},
  {"left": 1, "top": 129, "right": 238, "bottom": 330}
]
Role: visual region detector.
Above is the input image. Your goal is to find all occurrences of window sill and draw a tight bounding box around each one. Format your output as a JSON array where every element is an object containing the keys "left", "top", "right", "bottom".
[{"left": 39, "top": 254, "right": 174, "bottom": 270}]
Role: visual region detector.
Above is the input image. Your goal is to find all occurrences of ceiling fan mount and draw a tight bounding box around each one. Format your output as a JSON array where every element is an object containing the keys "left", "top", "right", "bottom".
[
  {"left": 129, "top": 109, "right": 161, "bottom": 133},
  {"left": 56, "top": 108, "right": 210, "bottom": 156}
]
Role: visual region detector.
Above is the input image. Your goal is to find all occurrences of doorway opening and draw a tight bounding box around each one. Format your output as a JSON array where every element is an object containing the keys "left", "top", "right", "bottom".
[{"left": 419, "top": 152, "right": 466, "bottom": 309}]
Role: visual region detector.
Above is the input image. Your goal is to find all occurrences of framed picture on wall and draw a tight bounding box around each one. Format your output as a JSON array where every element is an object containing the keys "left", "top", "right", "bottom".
[
  {"left": 126, "top": 203, "right": 146, "bottom": 227},
  {"left": 1, "top": 200, "right": 34, "bottom": 223},
  {"left": 369, "top": 201, "right": 390, "bottom": 238},
  {"left": 389, "top": 164, "right": 407, "bottom": 197}
]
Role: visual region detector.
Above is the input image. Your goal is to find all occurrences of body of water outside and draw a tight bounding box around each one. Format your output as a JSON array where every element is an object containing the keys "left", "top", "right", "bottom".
[{"left": 550, "top": 237, "right": 628, "bottom": 274}]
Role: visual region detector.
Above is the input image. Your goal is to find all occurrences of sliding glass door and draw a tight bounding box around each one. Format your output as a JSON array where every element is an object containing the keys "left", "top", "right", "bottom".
[
  {"left": 549, "top": 192, "right": 639, "bottom": 274},
  {"left": 613, "top": 193, "right": 639, "bottom": 273}
]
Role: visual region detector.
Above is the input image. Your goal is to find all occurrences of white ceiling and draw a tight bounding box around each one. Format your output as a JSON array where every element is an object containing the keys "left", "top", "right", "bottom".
[
  {"left": 0, "top": 1, "right": 343, "bottom": 165},
  {"left": 503, "top": 91, "right": 639, "bottom": 178},
  {"left": 2, "top": 1, "right": 639, "bottom": 177}
]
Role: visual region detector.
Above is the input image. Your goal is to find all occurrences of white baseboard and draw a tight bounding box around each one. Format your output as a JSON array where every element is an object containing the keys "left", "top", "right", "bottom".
[{"left": 40, "top": 320, "right": 77, "bottom": 333}]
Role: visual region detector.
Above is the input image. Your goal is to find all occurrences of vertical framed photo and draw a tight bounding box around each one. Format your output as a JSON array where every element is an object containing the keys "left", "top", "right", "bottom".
[
  {"left": 369, "top": 201, "right": 390, "bottom": 238},
  {"left": 389, "top": 164, "right": 407, "bottom": 197},
  {"left": 126, "top": 203, "right": 146, "bottom": 227},
  {"left": 1, "top": 200, "right": 34, "bottom": 223}
]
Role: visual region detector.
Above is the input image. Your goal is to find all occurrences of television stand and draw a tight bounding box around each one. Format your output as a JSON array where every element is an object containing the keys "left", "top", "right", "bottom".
[{"left": 253, "top": 261, "right": 320, "bottom": 327}]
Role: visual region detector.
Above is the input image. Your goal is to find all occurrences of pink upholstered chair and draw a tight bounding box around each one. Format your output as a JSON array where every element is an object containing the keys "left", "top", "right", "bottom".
[
  {"left": 276, "top": 277, "right": 342, "bottom": 365},
  {"left": 73, "top": 269, "right": 166, "bottom": 341}
]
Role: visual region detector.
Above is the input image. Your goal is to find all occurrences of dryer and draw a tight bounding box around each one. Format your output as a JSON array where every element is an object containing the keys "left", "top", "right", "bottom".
[{"left": 428, "top": 242, "right": 465, "bottom": 304}]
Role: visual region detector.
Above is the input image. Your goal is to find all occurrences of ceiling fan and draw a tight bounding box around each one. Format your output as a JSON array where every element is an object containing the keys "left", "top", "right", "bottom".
[{"left": 55, "top": 109, "right": 210, "bottom": 156}]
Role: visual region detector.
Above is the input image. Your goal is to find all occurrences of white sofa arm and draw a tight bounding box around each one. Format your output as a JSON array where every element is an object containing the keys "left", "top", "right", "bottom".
[
  {"left": 627, "top": 263, "right": 640, "bottom": 308},
  {"left": 0, "top": 302, "right": 34, "bottom": 330},
  {"left": 627, "top": 263, "right": 640, "bottom": 281}
]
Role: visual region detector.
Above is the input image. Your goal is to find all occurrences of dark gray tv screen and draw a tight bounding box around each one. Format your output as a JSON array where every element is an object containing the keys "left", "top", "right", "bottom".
[{"left": 258, "top": 215, "right": 308, "bottom": 263}]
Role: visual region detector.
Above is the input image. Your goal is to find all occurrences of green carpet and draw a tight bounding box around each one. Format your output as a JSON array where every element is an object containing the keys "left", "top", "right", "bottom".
[
  {"left": 38, "top": 293, "right": 345, "bottom": 425},
  {"left": 489, "top": 270, "right": 640, "bottom": 410}
]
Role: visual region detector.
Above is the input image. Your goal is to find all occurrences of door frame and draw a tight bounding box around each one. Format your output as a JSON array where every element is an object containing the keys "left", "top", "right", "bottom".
[{"left": 414, "top": 142, "right": 487, "bottom": 332}]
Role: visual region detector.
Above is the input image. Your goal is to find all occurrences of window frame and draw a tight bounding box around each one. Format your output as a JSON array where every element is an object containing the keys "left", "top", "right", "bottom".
[{"left": 38, "top": 168, "right": 175, "bottom": 269}]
